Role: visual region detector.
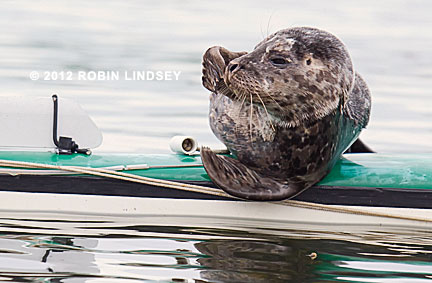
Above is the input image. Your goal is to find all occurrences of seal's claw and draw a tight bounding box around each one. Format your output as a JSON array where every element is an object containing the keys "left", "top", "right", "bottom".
[{"left": 200, "top": 147, "right": 307, "bottom": 201}]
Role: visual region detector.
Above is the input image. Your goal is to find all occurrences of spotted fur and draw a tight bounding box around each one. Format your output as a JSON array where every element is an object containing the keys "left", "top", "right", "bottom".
[{"left": 201, "top": 27, "right": 371, "bottom": 201}]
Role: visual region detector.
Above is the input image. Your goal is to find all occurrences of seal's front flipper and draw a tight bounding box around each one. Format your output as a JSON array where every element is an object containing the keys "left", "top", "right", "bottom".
[
  {"left": 200, "top": 147, "right": 306, "bottom": 201},
  {"left": 202, "top": 46, "right": 247, "bottom": 93}
]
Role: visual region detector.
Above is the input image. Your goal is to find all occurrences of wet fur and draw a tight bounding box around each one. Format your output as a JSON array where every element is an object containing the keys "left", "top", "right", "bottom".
[{"left": 201, "top": 27, "right": 371, "bottom": 201}]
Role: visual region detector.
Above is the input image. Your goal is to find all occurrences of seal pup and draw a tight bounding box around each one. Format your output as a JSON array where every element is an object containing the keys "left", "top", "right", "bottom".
[{"left": 201, "top": 27, "right": 371, "bottom": 201}]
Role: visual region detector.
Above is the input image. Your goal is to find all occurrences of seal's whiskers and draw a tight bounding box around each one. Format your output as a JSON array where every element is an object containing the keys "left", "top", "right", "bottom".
[
  {"left": 256, "top": 93, "right": 275, "bottom": 132},
  {"left": 236, "top": 91, "right": 247, "bottom": 116},
  {"left": 249, "top": 94, "right": 254, "bottom": 140},
  {"left": 266, "top": 93, "right": 284, "bottom": 109},
  {"left": 234, "top": 92, "right": 247, "bottom": 132}
]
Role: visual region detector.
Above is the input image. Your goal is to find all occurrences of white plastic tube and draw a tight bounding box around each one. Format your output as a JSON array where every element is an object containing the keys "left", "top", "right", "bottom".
[{"left": 169, "top": 136, "right": 198, "bottom": 155}]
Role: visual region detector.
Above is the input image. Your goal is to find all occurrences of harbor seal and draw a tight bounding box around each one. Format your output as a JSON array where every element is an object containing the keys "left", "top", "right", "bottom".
[{"left": 201, "top": 27, "right": 371, "bottom": 201}]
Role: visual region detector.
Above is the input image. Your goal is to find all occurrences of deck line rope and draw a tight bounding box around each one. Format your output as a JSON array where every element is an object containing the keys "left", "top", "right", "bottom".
[
  {"left": 0, "top": 159, "right": 431, "bottom": 224},
  {"left": 0, "top": 160, "right": 227, "bottom": 196}
]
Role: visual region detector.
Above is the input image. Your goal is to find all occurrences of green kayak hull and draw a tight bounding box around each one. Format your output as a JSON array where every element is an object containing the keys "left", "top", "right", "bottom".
[
  {"left": 0, "top": 151, "right": 432, "bottom": 210},
  {"left": 0, "top": 151, "right": 431, "bottom": 190}
]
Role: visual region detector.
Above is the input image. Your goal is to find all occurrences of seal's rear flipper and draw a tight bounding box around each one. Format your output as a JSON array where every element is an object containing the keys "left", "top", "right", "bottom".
[
  {"left": 345, "top": 138, "right": 375, "bottom": 153},
  {"left": 200, "top": 147, "right": 306, "bottom": 201}
]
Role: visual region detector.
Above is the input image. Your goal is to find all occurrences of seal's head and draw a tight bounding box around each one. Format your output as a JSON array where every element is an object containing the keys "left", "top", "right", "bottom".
[{"left": 221, "top": 27, "right": 355, "bottom": 127}]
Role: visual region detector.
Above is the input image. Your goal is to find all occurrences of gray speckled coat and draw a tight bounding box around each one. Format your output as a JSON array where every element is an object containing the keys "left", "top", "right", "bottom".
[{"left": 201, "top": 27, "right": 371, "bottom": 201}]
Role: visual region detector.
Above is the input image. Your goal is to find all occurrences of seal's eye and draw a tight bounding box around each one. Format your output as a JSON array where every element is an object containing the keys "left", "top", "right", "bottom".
[{"left": 270, "top": 57, "right": 289, "bottom": 67}]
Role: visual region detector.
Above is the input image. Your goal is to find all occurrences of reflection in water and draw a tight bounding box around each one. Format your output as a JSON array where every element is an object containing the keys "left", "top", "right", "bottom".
[
  {"left": 196, "top": 240, "right": 313, "bottom": 282},
  {"left": 1, "top": 215, "right": 432, "bottom": 282}
]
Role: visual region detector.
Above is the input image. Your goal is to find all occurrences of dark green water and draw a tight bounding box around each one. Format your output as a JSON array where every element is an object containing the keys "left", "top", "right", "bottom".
[{"left": 0, "top": 0, "right": 432, "bottom": 282}]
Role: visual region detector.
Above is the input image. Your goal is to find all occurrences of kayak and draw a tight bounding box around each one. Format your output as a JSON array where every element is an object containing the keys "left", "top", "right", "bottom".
[
  {"left": 0, "top": 150, "right": 431, "bottom": 228},
  {"left": 1, "top": 95, "right": 431, "bottom": 227}
]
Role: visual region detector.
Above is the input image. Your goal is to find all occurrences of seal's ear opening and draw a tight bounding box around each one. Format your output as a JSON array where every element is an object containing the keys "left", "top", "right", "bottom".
[
  {"left": 304, "top": 53, "right": 313, "bottom": 66},
  {"left": 200, "top": 147, "right": 307, "bottom": 201}
]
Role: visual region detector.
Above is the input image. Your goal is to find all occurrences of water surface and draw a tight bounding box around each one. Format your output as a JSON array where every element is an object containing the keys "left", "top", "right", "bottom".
[
  {"left": 2, "top": 213, "right": 432, "bottom": 282},
  {"left": 0, "top": 0, "right": 431, "bottom": 153}
]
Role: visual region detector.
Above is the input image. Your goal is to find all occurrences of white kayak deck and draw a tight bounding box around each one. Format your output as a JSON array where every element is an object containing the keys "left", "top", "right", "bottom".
[{"left": 1, "top": 191, "right": 431, "bottom": 230}]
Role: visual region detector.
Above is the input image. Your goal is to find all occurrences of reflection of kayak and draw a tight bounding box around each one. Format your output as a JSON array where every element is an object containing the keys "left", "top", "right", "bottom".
[
  {"left": 1, "top": 95, "right": 431, "bottom": 226},
  {"left": 2, "top": 209, "right": 430, "bottom": 283},
  {"left": 0, "top": 150, "right": 432, "bottom": 227}
]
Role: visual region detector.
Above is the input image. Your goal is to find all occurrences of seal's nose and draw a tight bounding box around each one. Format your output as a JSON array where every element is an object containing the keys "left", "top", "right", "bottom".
[
  {"left": 227, "top": 62, "right": 244, "bottom": 75},
  {"left": 226, "top": 61, "right": 245, "bottom": 84}
]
